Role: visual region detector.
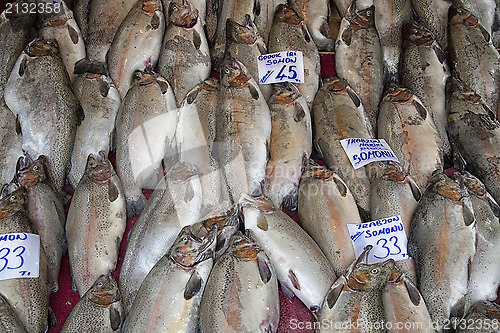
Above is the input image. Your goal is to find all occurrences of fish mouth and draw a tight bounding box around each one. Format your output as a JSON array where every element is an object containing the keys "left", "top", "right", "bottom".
[
  {"left": 87, "top": 151, "right": 113, "bottom": 183},
  {"left": 275, "top": 4, "right": 302, "bottom": 26},
  {"left": 351, "top": 6, "right": 374, "bottom": 30},
  {"left": 221, "top": 59, "right": 249, "bottom": 87},
  {"left": 324, "top": 77, "right": 348, "bottom": 93},
  {"left": 456, "top": 171, "right": 485, "bottom": 196},
  {"left": 26, "top": 38, "right": 59, "bottom": 57},
  {"left": 239, "top": 194, "right": 276, "bottom": 214},
  {"left": 91, "top": 273, "right": 120, "bottom": 306},
  {"left": 233, "top": 240, "right": 260, "bottom": 261},
  {"left": 17, "top": 171, "right": 38, "bottom": 188},
  {"left": 303, "top": 164, "right": 334, "bottom": 181},
  {"left": 142, "top": 1, "right": 160, "bottom": 14},
  {"left": 404, "top": 21, "right": 434, "bottom": 46},
  {"left": 201, "top": 78, "right": 220, "bottom": 92},
  {"left": 271, "top": 84, "right": 301, "bottom": 105},
  {"left": 387, "top": 87, "right": 413, "bottom": 103},
  {"left": 172, "top": 225, "right": 217, "bottom": 267},
  {"left": 84, "top": 73, "right": 102, "bottom": 80},
  {"left": 47, "top": 17, "right": 67, "bottom": 27},
  {"left": 169, "top": 1, "right": 198, "bottom": 28}
]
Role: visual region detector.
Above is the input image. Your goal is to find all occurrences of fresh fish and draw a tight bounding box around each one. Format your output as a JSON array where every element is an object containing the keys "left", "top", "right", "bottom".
[
  {"left": 408, "top": 172, "right": 476, "bottom": 331},
  {"left": 0, "top": 293, "right": 27, "bottom": 333},
  {"left": 452, "top": 0, "right": 496, "bottom": 35},
  {"left": 66, "top": 151, "right": 126, "bottom": 296},
  {"left": 311, "top": 77, "right": 373, "bottom": 218},
  {"left": 225, "top": 15, "right": 272, "bottom": 101},
  {"left": 0, "top": 100, "right": 22, "bottom": 186},
  {"left": 108, "top": 0, "right": 165, "bottom": 98},
  {"left": 15, "top": 155, "right": 66, "bottom": 294},
  {"left": 410, "top": 0, "right": 451, "bottom": 50},
  {"left": 263, "top": 83, "right": 311, "bottom": 210},
  {"left": 335, "top": 5, "right": 384, "bottom": 130},
  {"left": 455, "top": 301, "right": 500, "bottom": 333},
  {"left": 446, "top": 76, "right": 500, "bottom": 206},
  {"left": 288, "top": 0, "right": 335, "bottom": 51},
  {"left": 382, "top": 269, "right": 435, "bottom": 333},
  {"left": 0, "top": 1, "right": 35, "bottom": 99},
  {"left": 73, "top": 0, "right": 90, "bottom": 39},
  {"left": 124, "top": 223, "right": 217, "bottom": 333},
  {"left": 85, "top": 0, "right": 138, "bottom": 62},
  {"left": 253, "top": 0, "right": 285, "bottom": 45},
  {"left": 39, "top": 0, "right": 86, "bottom": 82},
  {"left": 400, "top": 20, "right": 452, "bottom": 160},
  {"left": 297, "top": 162, "right": 359, "bottom": 276},
  {"left": 213, "top": 58, "right": 271, "bottom": 202},
  {"left": 268, "top": 4, "right": 321, "bottom": 108},
  {"left": 199, "top": 231, "right": 280, "bottom": 332},
  {"left": 69, "top": 72, "right": 121, "bottom": 187},
  {"left": 0, "top": 186, "right": 48, "bottom": 333},
  {"left": 158, "top": 0, "right": 211, "bottom": 105},
  {"left": 448, "top": 5, "right": 500, "bottom": 117},
  {"left": 373, "top": 0, "right": 411, "bottom": 81},
  {"left": 114, "top": 71, "right": 177, "bottom": 217},
  {"left": 4, "top": 38, "right": 83, "bottom": 195},
  {"left": 240, "top": 194, "right": 337, "bottom": 313},
  {"left": 61, "top": 273, "right": 122, "bottom": 333},
  {"left": 119, "top": 162, "right": 202, "bottom": 318},
  {"left": 377, "top": 85, "right": 443, "bottom": 191},
  {"left": 317, "top": 246, "right": 395, "bottom": 333}
]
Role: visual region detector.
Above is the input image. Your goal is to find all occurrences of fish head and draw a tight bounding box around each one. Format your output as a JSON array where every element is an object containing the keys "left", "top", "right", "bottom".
[
  {"left": 220, "top": 57, "right": 251, "bottom": 87},
  {"left": 383, "top": 85, "right": 414, "bottom": 104},
  {"left": 168, "top": 0, "right": 198, "bottom": 28},
  {"left": 403, "top": 20, "right": 434, "bottom": 47},
  {"left": 200, "top": 78, "right": 220, "bottom": 92},
  {"left": 46, "top": 15, "right": 68, "bottom": 28},
  {"left": 89, "top": 273, "right": 120, "bottom": 307},
  {"left": 226, "top": 15, "right": 259, "bottom": 45},
  {"left": 470, "top": 301, "right": 500, "bottom": 320},
  {"left": 16, "top": 155, "right": 50, "bottom": 188},
  {"left": 273, "top": 4, "right": 303, "bottom": 27},
  {"left": 351, "top": 5, "right": 375, "bottom": 30},
  {"left": 199, "top": 207, "right": 240, "bottom": 237},
  {"left": 228, "top": 231, "right": 261, "bottom": 262},
  {"left": 347, "top": 259, "right": 395, "bottom": 291},
  {"left": 322, "top": 77, "right": 349, "bottom": 94},
  {"left": 85, "top": 151, "right": 114, "bottom": 184},
  {"left": 270, "top": 83, "right": 302, "bottom": 106},
  {"left": 239, "top": 194, "right": 277, "bottom": 215},
  {"left": 449, "top": 5, "right": 477, "bottom": 27},
  {"left": 454, "top": 171, "right": 486, "bottom": 197},
  {"left": 448, "top": 76, "right": 485, "bottom": 107},
  {"left": 370, "top": 161, "right": 406, "bottom": 182},
  {"left": 0, "top": 185, "right": 27, "bottom": 219},
  {"left": 25, "top": 38, "right": 60, "bottom": 58},
  {"left": 169, "top": 224, "right": 217, "bottom": 268}
]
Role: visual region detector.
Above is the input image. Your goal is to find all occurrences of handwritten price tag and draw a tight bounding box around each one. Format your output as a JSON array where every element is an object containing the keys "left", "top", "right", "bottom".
[
  {"left": 257, "top": 51, "right": 304, "bottom": 85},
  {"left": 340, "top": 138, "right": 399, "bottom": 169},
  {"left": 347, "top": 216, "right": 408, "bottom": 264},
  {"left": 0, "top": 233, "right": 39, "bottom": 281}
]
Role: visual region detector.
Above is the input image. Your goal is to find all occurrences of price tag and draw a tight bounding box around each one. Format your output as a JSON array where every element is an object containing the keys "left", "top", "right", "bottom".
[
  {"left": 257, "top": 51, "right": 304, "bottom": 85},
  {"left": 340, "top": 138, "right": 399, "bottom": 169},
  {"left": 347, "top": 216, "right": 408, "bottom": 264},
  {"left": 0, "top": 233, "right": 39, "bottom": 281}
]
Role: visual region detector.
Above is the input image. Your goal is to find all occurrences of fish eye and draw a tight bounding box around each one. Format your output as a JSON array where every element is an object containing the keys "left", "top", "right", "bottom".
[
  {"left": 370, "top": 268, "right": 379, "bottom": 274},
  {"left": 181, "top": 236, "right": 189, "bottom": 242},
  {"left": 33, "top": 165, "right": 39, "bottom": 171},
  {"left": 90, "top": 162, "right": 98, "bottom": 168},
  {"left": 96, "top": 282, "right": 103, "bottom": 288}
]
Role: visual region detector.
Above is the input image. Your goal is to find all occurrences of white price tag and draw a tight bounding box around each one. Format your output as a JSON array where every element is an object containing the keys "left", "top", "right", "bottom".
[
  {"left": 0, "top": 233, "right": 40, "bottom": 281},
  {"left": 257, "top": 51, "right": 304, "bottom": 85},
  {"left": 340, "top": 138, "right": 399, "bottom": 169},
  {"left": 347, "top": 216, "right": 408, "bottom": 264}
]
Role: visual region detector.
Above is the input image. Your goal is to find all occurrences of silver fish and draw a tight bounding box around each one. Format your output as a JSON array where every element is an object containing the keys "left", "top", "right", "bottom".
[
  {"left": 69, "top": 72, "right": 121, "bottom": 187},
  {"left": 124, "top": 224, "right": 216, "bottom": 333},
  {"left": 455, "top": 301, "right": 500, "bottom": 333},
  {"left": 410, "top": 0, "right": 451, "bottom": 50},
  {"left": 0, "top": 100, "right": 22, "bottom": 186},
  {"left": 66, "top": 151, "right": 126, "bottom": 296},
  {"left": 298, "top": 162, "right": 360, "bottom": 276},
  {"left": 199, "top": 231, "right": 280, "bottom": 333},
  {"left": 158, "top": 0, "right": 211, "bottom": 105},
  {"left": 452, "top": 0, "right": 496, "bottom": 35},
  {"left": 253, "top": 0, "right": 285, "bottom": 45},
  {"left": 240, "top": 194, "right": 337, "bottom": 313},
  {"left": 4, "top": 38, "right": 83, "bottom": 195},
  {"left": 263, "top": 83, "right": 312, "bottom": 210},
  {"left": 268, "top": 4, "right": 321, "bottom": 108},
  {"left": 108, "top": 0, "right": 165, "bottom": 98},
  {"left": 119, "top": 162, "right": 202, "bottom": 318},
  {"left": 335, "top": 5, "right": 384, "bottom": 130},
  {"left": 114, "top": 71, "right": 177, "bottom": 217},
  {"left": 0, "top": 292, "right": 27, "bottom": 333}
]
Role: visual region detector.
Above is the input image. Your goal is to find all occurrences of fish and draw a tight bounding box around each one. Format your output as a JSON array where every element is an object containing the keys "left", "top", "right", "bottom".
[
  {"left": 288, "top": 0, "right": 335, "bottom": 51},
  {"left": 108, "top": 0, "right": 165, "bottom": 98},
  {"left": 335, "top": 5, "right": 384, "bottom": 131},
  {"left": 0, "top": 292, "right": 27, "bottom": 333},
  {"left": 448, "top": 5, "right": 500, "bottom": 117},
  {"left": 66, "top": 151, "right": 126, "bottom": 296},
  {"left": 213, "top": 58, "right": 271, "bottom": 202},
  {"left": 400, "top": 19, "right": 452, "bottom": 160},
  {"left": 240, "top": 194, "right": 337, "bottom": 313},
  {"left": 61, "top": 273, "right": 122, "bottom": 333},
  {"left": 455, "top": 301, "right": 500, "bottom": 333},
  {"left": 205, "top": 0, "right": 218, "bottom": 43},
  {"left": 199, "top": 231, "right": 280, "bottom": 333},
  {"left": 253, "top": 0, "right": 285, "bottom": 45},
  {"left": 268, "top": 4, "right": 321, "bottom": 108},
  {"left": 311, "top": 76, "right": 373, "bottom": 218},
  {"left": 297, "top": 162, "right": 360, "bottom": 276},
  {"left": 446, "top": 76, "right": 500, "bottom": 206},
  {"left": 39, "top": 0, "right": 86, "bottom": 82},
  {"left": 124, "top": 223, "right": 217, "bottom": 333},
  {"left": 0, "top": 185, "right": 48, "bottom": 333},
  {"left": 377, "top": 85, "right": 443, "bottom": 191},
  {"left": 114, "top": 70, "right": 178, "bottom": 218},
  {"left": 263, "top": 83, "right": 312, "bottom": 210},
  {"left": 73, "top": 0, "right": 90, "bottom": 39},
  {"left": 317, "top": 246, "right": 395, "bottom": 333},
  {"left": 373, "top": 0, "right": 411, "bottom": 81},
  {"left": 410, "top": 0, "right": 451, "bottom": 50},
  {"left": 69, "top": 72, "right": 121, "bottom": 187},
  {"left": 158, "top": 0, "right": 211, "bottom": 105},
  {"left": 119, "top": 162, "right": 203, "bottom": 318},
  {"left": 0, "top": 100, "right": 22, "bottom": 186},
  {"left": 452, "top": 0, "right": 496, "bottom": 36},
  {"left": 4, "top": 38, "right": 83, "bottom": 195},
  {"left": 15, "top": 155, "right": 66, "bottom": 294},
  {"left": 224, "top": 15, "right": 272, "bottom": 101},
  {"left": 408, "top": 171, "right": 476, "bottom": 331}
]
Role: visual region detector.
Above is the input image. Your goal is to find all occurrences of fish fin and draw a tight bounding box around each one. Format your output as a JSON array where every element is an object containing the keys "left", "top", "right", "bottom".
[
  {"left": 151, "top": 12, "right": 161, "bottom": 30},
  {"left": 193, "top": 30, "right": 202, "bottom": 50},
  {"left": 347, "top": 87, "right": 361, "bottom": 108},
  {"left": 280, "top": 282, "right": 295, "bottom": 300},
  {"left": 282, "top": 187, "right": 298, "bottom": 211},
  {"left": 215, "top": 234, "right": 226, "bottom": 253},
  {"left": 19, "top": 57, "right": 27, "bottom": 76},
  {"left": 486, "top": 193, "right": 500, "bottom": 218},
  {"left": 258, "top": 42, "right": 267, "bottom": 55},
  {"left": 15, "top": 114, "right": 21, "bottom": 136},
  {"left": 108, "top": 182, "right": 119, "bottom": 202},
  {"left": 257, "top": 253, "right": 272, "bottom": 284},
  {"left": 109, "top": 304, "right": 121, "bottom": 331},
  {"left": 326, "top": 282, "right": 344, "bottom": 309},
  {"left": 48, "top": 307, "right": 58, "bottom": 327},
  {"left": 480, "top": 25, "right": 491, "bottom": 42},
  {"left": 302, "top": 24, "right": 311, "bottom": 43},
  {"left": 253, "top": 0, "right": 261, "bottom": 17},
  {"left": 157, "top": 79, "right": 170, "bottom": 94},
  {"left": 413, "top": 100, "right": 427, "bottom": 119},
  {"left": 341, "top": 25, "right": 352, "bottom": 46},
  {"left": 184, "top": 182, "right": 195, "bottom": 202},
  {"left": 433, "top": 44, "right": 446, "bottom": 65},
  {"left": 333, "top": 176, "right": 348, "bottom": 197},
  {"left": 249, "top": 83, "right": 260, "bottom": 100},
  {"left": 404, "top": 278, "right": 421, "bottom": 306},
  {"left": 76, "top": 104, "right": 85, "bottom": 127},
  {"left": 186, "top": 85, "right": 200, "bottom": 104},
  {"left": 319, "top": 20, "right": 329, "bottom": 38},
  {"left": 68, "top": 25, "right": 79, "bottom": 44},
  {"left": 98, "top": 77, "right": 110, "bottom": 97},
  {"left": 256, "top": 215, "right": 268, "bottom": 231},
  {"left": 294, "top": 102, "right": 305, "bottom": 122},
  {"left": 463, "top": 197, "right": 476, "bottom": 226},
  {"left": 408, "top": 176, "right": 422, "bottom": 201},
  {"left": 451, "top": 297, "right": 466, "bottom": 318},
  {"left": 288, "top": 269, "right": 301, "bottom": 291},
  {"left": 184, "top": 270, "right": 202, "bottom": 300}
]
